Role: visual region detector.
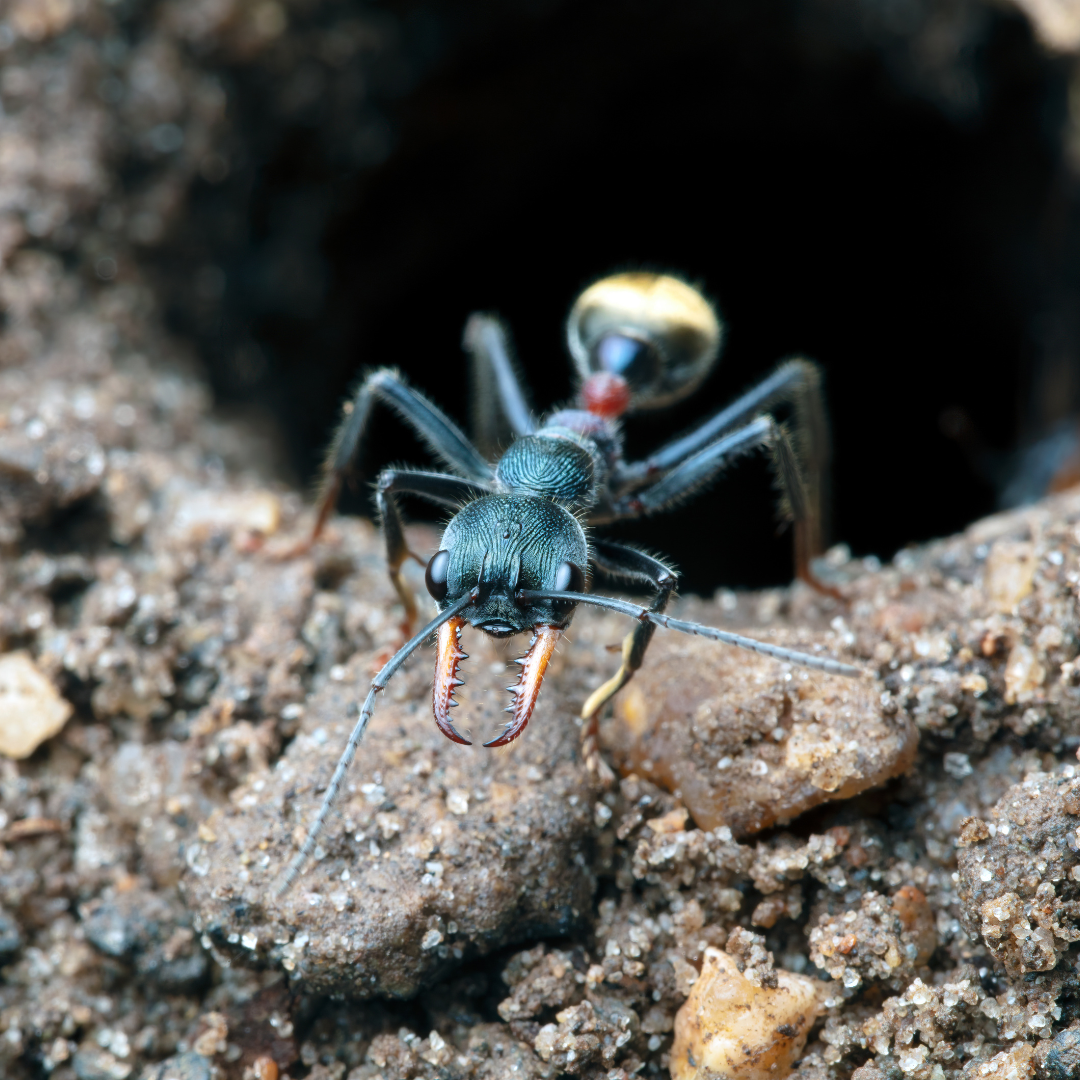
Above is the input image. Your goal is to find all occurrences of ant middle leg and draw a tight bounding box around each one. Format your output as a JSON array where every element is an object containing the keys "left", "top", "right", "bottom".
[
  {"left": 608, "top": 413, "right": 790, "bottom": 517},
  {"left": 580, "top": 540, "right": 678, "bottom": 783},
  {"left": 609, "top": 412, "right": 844, "bottom": 600},
  {"left": 301, "top": 368, "right": 494, "bottom": 551},
  {"left": 612, "top": 359, "right": 835, "bottom": 593}
]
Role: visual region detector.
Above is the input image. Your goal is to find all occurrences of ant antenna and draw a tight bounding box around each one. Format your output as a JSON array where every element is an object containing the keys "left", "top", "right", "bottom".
[
  {"left": 277, "top": 587, "right": 862, "bottom": 895},
  {"left": 515, "top": 590, "right": 866, "bottom": 678},
  {"left": 276, "top": 591, "right": 476, "bottom": 896}
]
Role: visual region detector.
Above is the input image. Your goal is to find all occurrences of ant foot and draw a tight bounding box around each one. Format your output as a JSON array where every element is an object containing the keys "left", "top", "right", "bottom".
[
  {"left": 582, "top": 730, "right": 616, "bottom": 787},
  {"left": 234, "top": 530, "right": 267, "bottom": 555},
  {"left": 370, "top": 641, "right": 401, "bottom": 672},
  {"left": 369, "top": 620, "right": 416, "bottom": 672},
  {"left": 265, "top": 516, "right": 341, "bottom": 561},
  {"left": 266, "top": 537, "right": 313, "bottom": 561},
  {"left": 799, "top": 569, "right": 848, "bottom": 604}
]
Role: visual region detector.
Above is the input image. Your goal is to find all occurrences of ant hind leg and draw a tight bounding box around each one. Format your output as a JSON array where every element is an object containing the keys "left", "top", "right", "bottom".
[{"left": 463, "top": 314, "right": 537, "bottom": 458}]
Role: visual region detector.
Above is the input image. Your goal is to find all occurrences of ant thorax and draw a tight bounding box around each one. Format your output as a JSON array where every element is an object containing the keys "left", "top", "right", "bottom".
[{"left": 493, "top": 414, "right": 620, "bottom": 513}]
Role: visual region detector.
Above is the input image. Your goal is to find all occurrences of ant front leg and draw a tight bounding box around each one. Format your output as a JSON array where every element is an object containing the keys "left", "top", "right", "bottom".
[
  {"left": 375, "top": 477, "right": 422, "bottom": 633},
  {"left": 376, "top": 469, "right": 492, "bottom": 636},
  {"left": 580, "top": 540, "right": 678, "bottom": 784}
]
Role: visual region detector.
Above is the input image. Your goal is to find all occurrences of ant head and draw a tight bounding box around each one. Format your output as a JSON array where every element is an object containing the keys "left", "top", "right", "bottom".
[
  {"left": 426, "top": 494, "right": 587, "bottom": 636},
  {"left": 566, "top": 272, "right": 723, "bottom": 415}
]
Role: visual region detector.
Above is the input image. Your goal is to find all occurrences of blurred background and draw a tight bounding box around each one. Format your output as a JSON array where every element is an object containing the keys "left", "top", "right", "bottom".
[{"left": 8, "top": 0, "right": 1080, "bottom": 593}]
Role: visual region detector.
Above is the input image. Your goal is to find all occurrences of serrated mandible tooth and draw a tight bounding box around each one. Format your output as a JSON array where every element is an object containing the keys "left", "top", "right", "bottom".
[
  {"left": 433, "top": 616, "right": 471, "bottom": 744},
  {"left": 484, "top": 624, "right": 562, "bottom": 748}
]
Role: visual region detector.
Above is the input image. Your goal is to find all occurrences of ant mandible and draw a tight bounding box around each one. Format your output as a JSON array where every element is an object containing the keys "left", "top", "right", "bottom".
[{"left": 279, "top": 272, "right": 860, "bottom": 893}]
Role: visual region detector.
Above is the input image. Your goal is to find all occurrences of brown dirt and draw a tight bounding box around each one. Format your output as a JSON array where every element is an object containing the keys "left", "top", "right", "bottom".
[{"left": 4, "top": 4, "right": 1080, "bottom": 1080}]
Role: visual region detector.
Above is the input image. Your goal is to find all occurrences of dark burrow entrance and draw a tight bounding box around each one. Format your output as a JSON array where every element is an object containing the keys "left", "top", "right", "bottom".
[{"left": 157, "top": 0, "right": 1079, "bottom": 594}]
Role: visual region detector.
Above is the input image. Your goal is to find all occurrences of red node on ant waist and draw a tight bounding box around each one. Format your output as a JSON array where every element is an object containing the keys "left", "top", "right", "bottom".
[{"left": 582, "top": 372, "right": 631, "bottom": 418}]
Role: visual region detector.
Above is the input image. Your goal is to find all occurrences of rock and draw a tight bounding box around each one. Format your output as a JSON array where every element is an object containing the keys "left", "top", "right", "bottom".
[
  {"left": 1009, "top": 0, "right": 1080, "bottom": 51},
  {"left": 838, "top": 974, "right": 987, "bottom": 1078},
  {"left": 138, "top": 1053, "right": 212, "bottom": 1080},
  {"left": 808, "top": 886, "right": 937, "bottom": 990},
  {"left": 670, "top": 946, "right": 822, "bottom": 1080},
  {"left": 1004, "top": 642, "right": 1047, "bottom": 705},
  {"left": 984, "top": 540, "right": 1038, "bottom": 613},
  {"left": 532, "top": 997, "right": 638, "bottom": 1073},
  {"left": 0, "top": 425, "right": 106, "bottom": 527},
  {"left": 498, "top": 946, "right": 585, "bottom": 1021},
  {"left": 960, "top": 1042, "right": 1035, "bottom": 1080},
  {"left": 0, "top": 911, "right": 22, "bottom": 959},
  {"left": 0, "top": 650, "right": 72, "bottom": 758},
  {"left": 1035, "top": 1020, "right": 1080, "bottom": 1080},
  {"left": 169, "top": 490, "right": 282, "bottom": 542},
  {"left": 83, "top": 886, "right": 208, "bottom": 993},
  {"left": 182, "top": 634, "right": 598, "bottom": 997},
  {"left": 73, "top": 1046, "right": 133, "bottom": 1080},
  {"left": 956, "top": 771, "right": 1080, "bottom": 978},
  {"left": 603, "top": 630, "right": 915, "bottom": 836},
  {"left": 84, "top": 901, "right": 146, "bottom": 959},
  {"left": 364, "top": 1024, "right": 549, "bottom": 1078}
]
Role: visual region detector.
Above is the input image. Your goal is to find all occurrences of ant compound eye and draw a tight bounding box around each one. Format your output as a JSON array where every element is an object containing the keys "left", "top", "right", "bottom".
[
  {"left": 554, "top": 561, "right": 585, "bottom": 594},
  {"left": 595, "top": 332, "right": 661, "bottom": 389},
  {"left": 425, "top": 549, "right": 451, "bottom": 601}
]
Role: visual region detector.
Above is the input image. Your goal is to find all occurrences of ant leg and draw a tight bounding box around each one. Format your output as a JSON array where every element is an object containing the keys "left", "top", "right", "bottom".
[
  {"left": 608, "top": 414, "right": 788, "bottom": 517},
  {"left": 463, "top": 314, "right": 537, "bottom": 458},
  {"left": 519, "top": 587, "right": 865, "bottom": 678},
  {"left": 613, "top": 359, "right": 833, "bottom": 590},
  {"left": 619, "top": 359, "right": 826, "bottom": 476},
  {"left": 304, "top": 368, "right": 494, "bottom": 549},
  {"left": 375, "top": 469, "right": 492, "bottom": 634},
  {"left": 580, "top": 540, "right": 678, "bottom": 783},
  {"left": 608, "top": 414, "right": 844, "bottom": 599},
  {"left": 277, "top": 591, "right": 475, "bottom": 895},
  {"left": 376, "top": 484, "right": 419, "bottom": 633},
  {"left": 779, "top": 361, "right": 831, "bottom": 588},
  {"left": 376, "top": 469, "right": 491, "bottom": 511}
]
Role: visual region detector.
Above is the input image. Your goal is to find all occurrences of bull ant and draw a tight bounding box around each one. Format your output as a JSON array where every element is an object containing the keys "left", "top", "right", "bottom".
[{"left": 278, "top": 272, "right": 861, "bottom": 893}]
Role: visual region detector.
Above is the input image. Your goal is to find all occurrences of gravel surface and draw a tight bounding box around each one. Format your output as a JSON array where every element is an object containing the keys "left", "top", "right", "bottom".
[
  {"left": 4, "top": 4, "right": 1080, "bottom": 1080},
  {"left": 10, "top": 310, "right": 1080, "bottom": 1077}
]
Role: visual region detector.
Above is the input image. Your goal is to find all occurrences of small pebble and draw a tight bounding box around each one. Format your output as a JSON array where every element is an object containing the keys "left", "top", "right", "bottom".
[
  {"left": 138, "top": 1053, "right": 213, "bottom": 1080},
  {"left": 671, "top": 947, "right": 822, "bottom": 1079},
  {"left": 0, "top": 651, "right": 72, "bottom": 759},
  {"left": 72, "top": 1046, "right": 132, "bottom": 1080},
  {"left": 170, "top": 490, "right": 281, "bottom": 541},
  {"left": 607, "top": 632, "right": 915, "bottom": 837}
]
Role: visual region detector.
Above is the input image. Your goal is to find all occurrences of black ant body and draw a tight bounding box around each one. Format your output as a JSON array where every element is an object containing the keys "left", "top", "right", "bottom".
[{"left": 279, "top": 272, "right": 860, "bottom": 893}]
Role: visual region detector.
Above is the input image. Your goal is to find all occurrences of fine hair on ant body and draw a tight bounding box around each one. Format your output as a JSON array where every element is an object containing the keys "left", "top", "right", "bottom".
[{"left": 278, "top": 272, "right": 861, "bottom": 894}]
